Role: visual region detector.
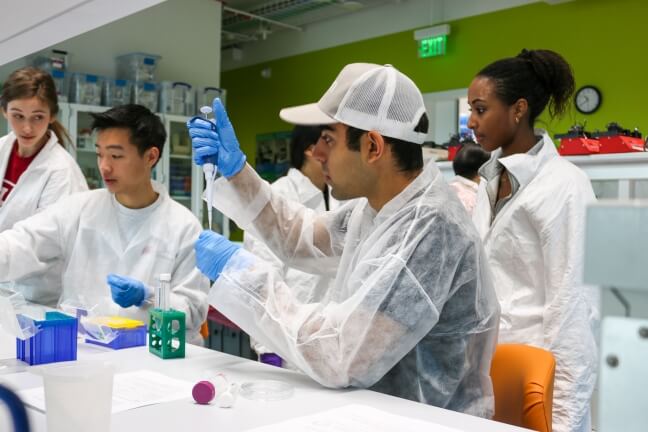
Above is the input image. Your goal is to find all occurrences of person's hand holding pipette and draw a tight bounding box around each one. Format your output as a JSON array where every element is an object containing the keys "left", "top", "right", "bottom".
[{"left": 187, "top": 98, "right": 246, "bottom": 178}]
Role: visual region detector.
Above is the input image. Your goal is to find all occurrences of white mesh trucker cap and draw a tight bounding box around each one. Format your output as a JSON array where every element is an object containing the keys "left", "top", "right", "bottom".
[{"left": 279, "top": 63, "right": 428, "bottom": 144}]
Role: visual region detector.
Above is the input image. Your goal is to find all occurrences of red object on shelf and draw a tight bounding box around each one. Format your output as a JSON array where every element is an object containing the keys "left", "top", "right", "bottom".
[
  {"left": 447, "top": 145, "right": 461, "bottom": 161},
  {"left": 558, "top": 137, "right": 600, "bottom": 155},
  {"left": 597, "top": 135, "right": 645, "bottom": 154},
  {"left": 207, "top": 306, "right": 240, "bottom": 330}
]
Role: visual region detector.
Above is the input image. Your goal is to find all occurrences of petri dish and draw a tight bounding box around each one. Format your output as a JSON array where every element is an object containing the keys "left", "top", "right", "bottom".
[{"left": 239, "top": 380, "right": 294, "bottom": 401}]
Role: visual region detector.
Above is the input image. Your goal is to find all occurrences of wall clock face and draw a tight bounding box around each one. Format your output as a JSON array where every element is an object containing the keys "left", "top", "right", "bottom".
[{"left": 575, "top": 86, "right": 602, "bottom": 114}]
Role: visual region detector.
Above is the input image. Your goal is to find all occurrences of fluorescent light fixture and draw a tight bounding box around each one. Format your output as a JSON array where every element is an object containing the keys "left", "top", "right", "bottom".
[{"left": 414, "top": 24, "right": 450, "bottom": 41}]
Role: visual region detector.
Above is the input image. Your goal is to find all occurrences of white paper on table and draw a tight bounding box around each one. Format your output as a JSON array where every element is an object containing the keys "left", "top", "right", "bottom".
[
  {"left": 245, "top": 404, "right": 465, "bottom": 432},
  {"left": 18, "top": 370, "right": 194, "bottom": 414}
]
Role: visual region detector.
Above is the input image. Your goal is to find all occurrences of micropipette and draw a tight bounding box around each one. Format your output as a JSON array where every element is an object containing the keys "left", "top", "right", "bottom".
[{"left": 200, "top": 105, "right": 217, "bottom": 231}]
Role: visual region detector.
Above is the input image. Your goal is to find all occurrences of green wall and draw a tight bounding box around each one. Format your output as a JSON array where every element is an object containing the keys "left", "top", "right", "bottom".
[{"left": 223, "top": 0, "right": 648, "bottom": 161}]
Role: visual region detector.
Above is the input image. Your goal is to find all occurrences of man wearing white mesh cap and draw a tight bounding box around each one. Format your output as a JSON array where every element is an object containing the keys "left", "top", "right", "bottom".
[{"left": 187, "top": 63, "right": 500, "bottom": 417}]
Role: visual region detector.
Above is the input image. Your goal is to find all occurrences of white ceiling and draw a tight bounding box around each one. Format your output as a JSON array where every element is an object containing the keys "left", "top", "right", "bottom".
[
  {"left": 0, "top": 0, "right": 166, "bottom": 66},
  {"left": 220, "top": 0, "right": 552, "bottom": 70},
  {"left": 221, "top": 0, "right": 397, "bottom": 47}
]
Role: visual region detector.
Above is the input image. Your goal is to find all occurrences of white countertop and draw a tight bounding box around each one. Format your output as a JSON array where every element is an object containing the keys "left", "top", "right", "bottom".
[{"left": 0, "top": 331, "right": 528, "bottom": 432}]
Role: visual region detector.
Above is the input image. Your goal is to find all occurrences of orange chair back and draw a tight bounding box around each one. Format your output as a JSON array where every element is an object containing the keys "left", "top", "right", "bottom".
[
  {"left": 490, "top": 344, "right": 555, "bottom": 432},
  {"left": 200, "top": 320, "right": 210, "bottom": 340}
]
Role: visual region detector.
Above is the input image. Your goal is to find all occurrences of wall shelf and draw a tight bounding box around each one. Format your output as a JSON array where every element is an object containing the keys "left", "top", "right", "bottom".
[{"left": 437, "top": 151, "right": 648, "bottom": 200}]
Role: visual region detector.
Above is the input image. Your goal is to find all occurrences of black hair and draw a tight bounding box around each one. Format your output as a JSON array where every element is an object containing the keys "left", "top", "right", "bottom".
[
  {"left": 476, "top": 49, "right": 575, "bottom": 126},
  {"left": 452, "top": 143, "right": 490, "bottom": 179},
  {"left": 289, "top": 125, "right": 322, "bottom": 170},
  {"left": 346, "top": 113, "right": 428, "bottom": 172},
  {"left": 90, "top": 104, "right": 166, "bottom": 167}
]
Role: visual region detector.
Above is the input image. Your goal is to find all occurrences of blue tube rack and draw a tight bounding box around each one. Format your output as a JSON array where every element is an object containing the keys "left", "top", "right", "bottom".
[{"left": 16, "top": 311, "right": 78, "bottom": 366}]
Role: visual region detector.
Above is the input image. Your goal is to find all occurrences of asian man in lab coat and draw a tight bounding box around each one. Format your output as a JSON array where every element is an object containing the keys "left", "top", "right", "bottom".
[{"left": 0, "top": 104, "right": 209, "bottom": 343}]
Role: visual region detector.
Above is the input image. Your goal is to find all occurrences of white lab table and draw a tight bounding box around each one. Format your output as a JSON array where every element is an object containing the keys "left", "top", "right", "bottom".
[{"left": 0, "top": 331, "right": 528, "bottom": 431}]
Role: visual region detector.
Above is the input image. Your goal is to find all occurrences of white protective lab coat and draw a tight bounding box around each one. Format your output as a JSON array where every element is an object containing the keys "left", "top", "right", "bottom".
[
  {"left": 244, "top": 168, "right": 341, "bottom": 361},
  {"left": 244, "top": 168, "right": 341, "bottom": 305},
  {"left": 0, "top": 183, "right": 210, "bottom": 342},
  {"left": 473, "top": 133, "right": 599, "bottom": 432},
  {"left": 207, "top": 163, "right": 500, "bottom": 417},
  {"left": 0, "top": 131, "right": 88, "bottom": 304}
]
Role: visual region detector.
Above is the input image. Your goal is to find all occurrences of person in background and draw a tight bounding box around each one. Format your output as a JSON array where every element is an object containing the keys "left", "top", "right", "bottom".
[
  {"left": 189, "top": 63, "right": 500, "bottom": 417},
  {"left": 448, "top": 142, "right": 490, "bottom": 215},
  {"left": 0, "top": 105, "right": 209, "bottom": 343},
  {"left": 0, "top": 67, "right": 88, "bottom": 305},
  {"left": 468, "top": 48, "right": 598, "bottom": 432},
  {"left": 244, "top": 125, "right": 343, "bottom": 368}
]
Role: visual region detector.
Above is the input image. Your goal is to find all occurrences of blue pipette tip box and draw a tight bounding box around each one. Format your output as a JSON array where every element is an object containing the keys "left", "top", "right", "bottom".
[
  {"left": 86, "top": 325, "right": 147, "bottom": 350},
  {"left": 84, "top": 316, "right": 147, "bottom": 350},
  {"left": 16, "top": 311, "right": 78, "bottom": 366}
]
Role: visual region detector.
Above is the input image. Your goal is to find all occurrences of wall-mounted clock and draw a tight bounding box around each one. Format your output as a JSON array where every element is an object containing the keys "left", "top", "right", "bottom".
[{"left": 575, "top": 85, "right": 602, "bottom": 114}]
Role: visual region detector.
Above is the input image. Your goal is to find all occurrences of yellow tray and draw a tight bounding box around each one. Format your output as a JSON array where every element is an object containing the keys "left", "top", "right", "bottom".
[{"left": 86, "top": 316, "right": 145, "bottom": 329}]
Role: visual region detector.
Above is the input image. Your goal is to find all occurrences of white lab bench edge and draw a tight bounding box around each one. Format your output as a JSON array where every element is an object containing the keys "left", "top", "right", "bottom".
[{"left": 0, "top": 330, "right": 529, "bottom": 432}]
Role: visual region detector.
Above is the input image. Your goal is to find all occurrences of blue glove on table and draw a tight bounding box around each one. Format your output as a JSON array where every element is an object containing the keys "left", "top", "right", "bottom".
[
  {"left": 195, "top": 230, "right": 241, "bottom": 281},
  {"left": 107, "top": 273, "right": 148, "bottom": 308},
  {"left": 187, "top": 98, "right": 246, "bottom": 178}
]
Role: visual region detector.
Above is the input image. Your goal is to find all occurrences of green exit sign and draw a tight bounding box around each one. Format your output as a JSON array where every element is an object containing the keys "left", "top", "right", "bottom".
[{"left": 418, "top": 35, "right": 447, "bottom": 58}]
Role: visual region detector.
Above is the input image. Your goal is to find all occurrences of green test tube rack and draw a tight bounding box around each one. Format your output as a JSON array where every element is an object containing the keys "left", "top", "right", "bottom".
[{"left": 148, "top": 308, "right": 186, "bottom": 359}]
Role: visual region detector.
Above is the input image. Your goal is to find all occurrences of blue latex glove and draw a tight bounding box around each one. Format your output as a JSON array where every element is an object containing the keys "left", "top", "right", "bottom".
[
  {"left": 187, "top": 98, "right": 246, "bottom": 178},
  {"left": 194, "top": 230, "right": 241, "bottom": 281},
  {"left": 107, "top": 273, "right": 148, "bottom": 308}
]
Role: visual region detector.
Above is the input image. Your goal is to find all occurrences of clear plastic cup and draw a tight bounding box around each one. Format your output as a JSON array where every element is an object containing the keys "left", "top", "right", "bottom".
[{"left": 41, "top": 362, "right": 114, "bottom": 432}]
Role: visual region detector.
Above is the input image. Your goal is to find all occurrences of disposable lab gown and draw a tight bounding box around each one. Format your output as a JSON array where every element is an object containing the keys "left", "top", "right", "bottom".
[
  {"left": 244, "top": 168, "right": 341, "bottom": 362},
  {"left": 473, "top": 133, "right": 599, "bottom": 432},
  {"left": 244, "top": 168, "right": 342, "bottom": 305},
  {"left": 0, "top": 183, "right": 210, "bottom": 342},
  {"left": 0, "top": 131, "right": 88, "bottom": 305},
  {"left": 208, "top": 162, "right": 500, "bottom": 418}
]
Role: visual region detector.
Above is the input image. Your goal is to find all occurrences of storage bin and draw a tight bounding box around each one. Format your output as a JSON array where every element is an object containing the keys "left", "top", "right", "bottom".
[
  {"left": 116, "top": 52, "right": 161, "bottom": 82},
  {"left": 196, "top": 86, "right": 226, "bottom": 110},
  {"left": 103, "top": 79, "right": 132, "bottom": 107},
  {"left": 159, "top": 81, "right": 194, "bottom": 115},
  {"left": 132, "top": 82, "right": 158, "bottom": 112},
  {"left": 69, "top": 73, "right": 103, "bottom": 105},
  {"left": 32, "top": 49, "right": 68, "bottom": 72},
  {"left": 16, "top": 312, "right": 78, "bottom": 366},
  {"left": 50, "top": 70, "right": 67, "bottom": 102}
]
